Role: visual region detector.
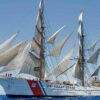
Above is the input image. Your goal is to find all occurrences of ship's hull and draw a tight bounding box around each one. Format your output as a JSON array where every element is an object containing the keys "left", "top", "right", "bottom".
[{"left": 0, "top": 78, "right": 100, "bottom": 97}]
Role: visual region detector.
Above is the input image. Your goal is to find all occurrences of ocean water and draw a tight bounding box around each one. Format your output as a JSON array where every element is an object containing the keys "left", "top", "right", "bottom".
[{"left": 0, "top": 96, "right": 100, "bottom": 100}]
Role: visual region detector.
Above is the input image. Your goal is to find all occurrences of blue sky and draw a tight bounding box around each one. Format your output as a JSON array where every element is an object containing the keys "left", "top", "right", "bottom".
[
  {"left": 0, "top": 0, "right": 100, "bottom": 44},
  {"left": 0, "top": 0, "right": 100, "bottom": 79}
]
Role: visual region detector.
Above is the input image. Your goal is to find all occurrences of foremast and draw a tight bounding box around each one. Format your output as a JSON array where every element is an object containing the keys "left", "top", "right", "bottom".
[
  {"left": 38, "top": 0, "right": 45, "bottom": 80},
  {"left": 78, "top": 11, "right": 85, "bottom": 86}
]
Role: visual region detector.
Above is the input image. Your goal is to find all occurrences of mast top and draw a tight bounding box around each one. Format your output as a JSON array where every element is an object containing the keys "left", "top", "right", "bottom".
[{"left": 78, "top": 10, "right": 84, "bottom": 23}]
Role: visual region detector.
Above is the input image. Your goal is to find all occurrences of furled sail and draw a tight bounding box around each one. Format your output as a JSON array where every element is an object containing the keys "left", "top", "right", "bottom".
[
  {"left": 87, "top": 48, "right": 100, "bottom": 64},
  {"left": 77, "top": 11, "right": 85, "bottom": 85},
  {"left": 31, "top": 38, "right": 41, "bottom": 55},
  {"left": 91, "top": 66, "right": 100, "bottom": 77},
  {"left": 78, "top": 11, "right": 83, "bottom": 22},
  {"left": 0, "top": 42, "right": 28, "bottom": 72},
  {"left": 0, "top": 42, "right": 23, "bottom": 67},
  {"left": 77, "top": 22, "right": 82, "bottom": 36},
  {"left": 36, "top": 0, "right": 43, "bottom": 31},
  {"left": 46, "top": 32, "right": 73, "bottom": 56},
  {"left": 78, "top": 11, "right": 83, "bottom": 50},
  {"left": 0, "top": 32, "right": 19, "bottom": 53},
  {"left": 47, "top": 26, "right": 65, "bottom": 44},
  {"left": 72, "top": 59, "right": 82, "bottom": 80},
  {"left": 31, "top": 0, "right": 45, "bottom": 79},
  {"left": 78, "top": 12, "right": 83, "bottom": 49},
  {"left": 49, "top": 46, "right": 74, "bottom": 77},
  {"left": 34, "top": 0, "right": 43, "bottom": 45},
  {"left": 86, "top": 38, "right": 100, "bottom": 52},
  {"left": 31, "top": 0, "right": 44, "bottom": 55}
]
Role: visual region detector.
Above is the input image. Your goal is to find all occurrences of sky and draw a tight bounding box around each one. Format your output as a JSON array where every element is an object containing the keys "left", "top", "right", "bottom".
[
  {"left": 0, "top": 0, "right": 100, "bottom": 43},
  {"left": 0, "top": 0, "right": 100, "bottom": 79}
]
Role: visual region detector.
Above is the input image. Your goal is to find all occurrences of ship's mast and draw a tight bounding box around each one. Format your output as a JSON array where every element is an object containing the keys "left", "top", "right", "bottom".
[
  {"left": 39, "top": 0, "right": 45, "bottom": 80},
  {"left": 78, "top": 11, "right": 85, "bottom": 86}
]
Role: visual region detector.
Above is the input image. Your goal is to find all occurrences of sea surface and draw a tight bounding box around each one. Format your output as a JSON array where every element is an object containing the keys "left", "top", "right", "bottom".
[{"left": 0, "top": 96, "right": 100, "bottom": 100}]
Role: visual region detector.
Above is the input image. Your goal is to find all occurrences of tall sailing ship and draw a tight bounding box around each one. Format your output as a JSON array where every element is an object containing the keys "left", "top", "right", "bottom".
[{"left": 0, "top": 0, "right": 100, "bottom": 97}]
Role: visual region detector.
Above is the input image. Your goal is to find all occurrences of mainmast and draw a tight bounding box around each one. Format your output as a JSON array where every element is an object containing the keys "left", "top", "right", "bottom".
[
  {"left": 78, "top": 11, "right": 85, "bottom": 86},
  {"left": 33, "top": 0, "right": 45, "bottom": 80},
  {"left": 39, "top": 0, "right": 45, "bottom": 80}
]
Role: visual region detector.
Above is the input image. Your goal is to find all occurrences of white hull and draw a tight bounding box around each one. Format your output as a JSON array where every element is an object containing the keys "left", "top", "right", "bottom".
[{"left": 0, "top": 78, "right": 100, "bottom": 96}]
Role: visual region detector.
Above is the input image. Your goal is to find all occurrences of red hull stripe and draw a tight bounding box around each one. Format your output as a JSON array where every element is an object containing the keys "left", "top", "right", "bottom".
[{"left": 27, "top": 80, "right": 44, "bottom": 96}]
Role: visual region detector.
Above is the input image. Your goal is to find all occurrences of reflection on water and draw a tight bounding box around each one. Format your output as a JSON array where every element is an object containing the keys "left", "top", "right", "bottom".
[{"left": 0, "top": 96, "right": 100, "bottom": 100}]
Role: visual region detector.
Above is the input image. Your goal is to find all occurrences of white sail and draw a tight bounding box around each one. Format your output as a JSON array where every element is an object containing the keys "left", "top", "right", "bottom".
[
  {"left": 32, "top": 0, "right": 45, "bottom": 79},
  {"left": 86, "top": 38, "right": 100, "bottom": 52},
  {"left": 87, "top": 48, "right": 100, "bottom": 64},
  {"left": 72, "top": 60, "right": 82, "bottom": 80},
  {"left": 49, "top": 47, "right": 74, "bottom": 77},
  {"left": 78, "top": 11, "right": 83, "bottom": 22},
  {"left": 0, "top": 42, "right": 28, "bottom": 72},
  {"left": 19, "top": 43, "right": 40, "bottom": 77},
  {"left": 0, "top": 32, "right": 19, "bottom": 53},
  {"left": 46, "top": 32, "right": 73, "bottom": 56},
  {"left": 0, "top": 42, "right": 23, "bottom": 67},
  {"left": 47, "top": 26, "right": 65, "bottom": 44}
]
